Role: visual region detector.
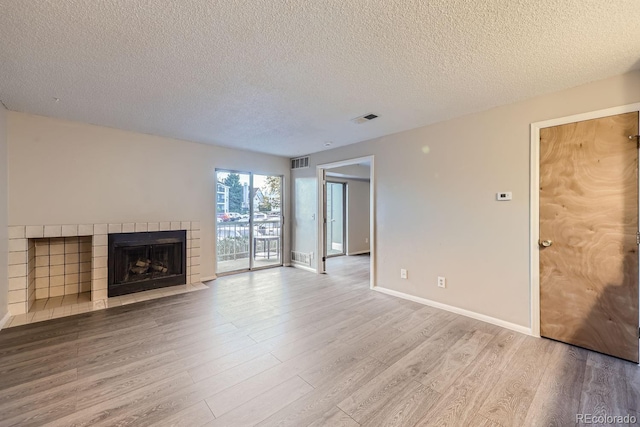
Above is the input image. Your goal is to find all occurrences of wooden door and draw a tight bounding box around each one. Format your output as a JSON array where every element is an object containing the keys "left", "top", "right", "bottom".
[{"left": 540, "top": 112, "right": 639, "bottom": 362}]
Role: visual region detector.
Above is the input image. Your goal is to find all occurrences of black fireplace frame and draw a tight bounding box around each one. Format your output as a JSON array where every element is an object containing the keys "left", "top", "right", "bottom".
[{"left": 108, "top": 230, "right": 187, "bottom": 297}]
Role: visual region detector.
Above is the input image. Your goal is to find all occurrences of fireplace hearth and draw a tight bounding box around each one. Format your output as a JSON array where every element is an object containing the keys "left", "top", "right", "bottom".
[{"left": 108, "top": 230, "right": 187, "bottom": 297}]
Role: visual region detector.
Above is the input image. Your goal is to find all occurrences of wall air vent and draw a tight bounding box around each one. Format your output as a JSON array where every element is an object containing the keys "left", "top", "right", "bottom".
[
  {"left": 351, "top": 113, "right": 379, "bottom": 124},
  {"left": 291, "top": 251, "right": 312, "bottom": 266},
  {"left": 291, "top": 156, "right": 310, "bottom": 170}
]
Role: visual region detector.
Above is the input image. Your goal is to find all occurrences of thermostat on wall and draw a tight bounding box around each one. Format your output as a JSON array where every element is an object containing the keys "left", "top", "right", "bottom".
[{"left": 496, "top": 192, "right": 512, "bottom": 201}]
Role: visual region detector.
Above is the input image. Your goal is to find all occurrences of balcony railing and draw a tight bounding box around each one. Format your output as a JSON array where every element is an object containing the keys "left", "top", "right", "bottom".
[{"left": 216, "top": 219, "right": 281, "bottom": 262}]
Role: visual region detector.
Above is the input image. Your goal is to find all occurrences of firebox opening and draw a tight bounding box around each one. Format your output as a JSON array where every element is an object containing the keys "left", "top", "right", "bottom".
[{"left": 108, "top": 230, "right": 186, "bottom": 297}]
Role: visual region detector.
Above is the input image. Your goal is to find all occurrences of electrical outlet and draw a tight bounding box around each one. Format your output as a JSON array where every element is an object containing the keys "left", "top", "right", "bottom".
[
  {"left": 437, "top": 276, "right": 446, "bottom": 288},
  {"left": 400, "top": 269, "right": 408, "bottom": 279},
  {"left": 365, "top": 237, "right": 369, "bottom": 243}
]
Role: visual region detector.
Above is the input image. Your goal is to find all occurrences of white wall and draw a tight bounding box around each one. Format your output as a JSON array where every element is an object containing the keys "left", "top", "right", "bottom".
[
  {"left": 346, "top": 179, "right": 370, "bottom": 255},
  {"left": 291, "top": 70, "right": 640, "bottom": 328},
  {"left": 7, "top": 112, "right": 291, "bottom": 280},
  {"left": 327, "top": 177, "right": 371, "bottom": 255},
  {"left": 0, "top": 106, "right": 8, "bottom": 323},
  {"left": 326, "top": 164, "right": 371, "bottom": 180},
  {"left": 324, "top": 177, "right": 371, "bottom": 255}
]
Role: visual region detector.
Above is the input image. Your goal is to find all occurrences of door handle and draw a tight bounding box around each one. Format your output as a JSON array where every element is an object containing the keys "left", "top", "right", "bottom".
[{"left": 539, "top": 240, "right": 553, "bottom": 247}]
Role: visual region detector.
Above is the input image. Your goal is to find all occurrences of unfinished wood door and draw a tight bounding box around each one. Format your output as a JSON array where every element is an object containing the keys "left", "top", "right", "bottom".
[{"left": 540, "top": 111, "right": 639, "bottom": 362}]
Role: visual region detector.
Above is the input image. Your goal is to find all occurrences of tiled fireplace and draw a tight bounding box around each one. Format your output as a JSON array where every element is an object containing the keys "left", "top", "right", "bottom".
[{"left": 8, "top": 221, "right": 201, "bottom": 315}]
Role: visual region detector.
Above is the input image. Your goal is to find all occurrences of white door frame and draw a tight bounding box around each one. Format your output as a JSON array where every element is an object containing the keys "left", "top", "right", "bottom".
[
  {"left": 530, "top": 102, "right": 640, "bottom": 337},
  {"left": 317, "top": 155, "right": 375, "bottom": 289}
]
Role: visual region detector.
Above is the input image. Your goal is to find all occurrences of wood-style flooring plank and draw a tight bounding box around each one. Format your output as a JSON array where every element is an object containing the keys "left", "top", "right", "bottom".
[
  {"left": 93, "top": 353, "right": 282, "bottom": 427},
  {"left": 0, "top": 255, "right": 635, "bottom": 427},
  {"left": 477, "top": 335, "right": 556, "bottom": 426},
  {"left": 255, "top": 356, "right": 386, "bottom": 427},
  {"left": 578, "top": 364, "right": 629, "bottom": 422},
  {"left": 148, "top": 401, "right": 215, "bottom": 427},
  {"left": 307, "top": 406, "right": 359, "bottom": 427},
  {"left": 522, "top": 344, "right": 587, "bottom": 427},
  {"left": 203, "top": 376, "right": 314, "bottom": 427},
  {"left": 416, "top": 328, "right": 525, "bottom": 426}
]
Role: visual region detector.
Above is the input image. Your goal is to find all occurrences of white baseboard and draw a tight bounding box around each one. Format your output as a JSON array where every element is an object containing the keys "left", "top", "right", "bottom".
[
  {"left": 200, "top": 275, "right": 216, "bottom": 282},
  {"left": 291, "top": 263, "right": 317, "bottom": 273},
  {"left": 0, "top": 312, "right": 12, "bottom": 330},
  {"left": 373, "top": 286, "right": 532, "bottom": 336},
  {"left": 347, "top": 250, "right": 370, "bottom": 256}
]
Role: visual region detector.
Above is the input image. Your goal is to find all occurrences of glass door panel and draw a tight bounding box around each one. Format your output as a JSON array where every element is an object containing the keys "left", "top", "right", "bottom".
[
  {"left": 253, "top": 174, "right": 282, "bottom": 268},
  {"left": 216, "top": 170, "right": 252, "bottom": 274},
  {"left": 326, "top": 182, "right": 345, "bottom": 256}
]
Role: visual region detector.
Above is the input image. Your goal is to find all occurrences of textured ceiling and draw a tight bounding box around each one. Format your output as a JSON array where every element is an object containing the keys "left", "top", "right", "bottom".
[{"left": 1, "top": 1, "right": 639, "bottom": 157}]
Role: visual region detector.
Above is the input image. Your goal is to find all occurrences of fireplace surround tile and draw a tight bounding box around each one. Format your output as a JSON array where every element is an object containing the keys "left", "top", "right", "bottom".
[
  {"left": 93, "top": 246, "right": 108, "bottom": 257},
  {"left": 26, "top": 225, "right": 44, "bottom": 238},
  {"left": 50, "top": 265, "right": 64, "bottom": 276},
  {"left": 9, "top": 263, "right": 27, "bottom": 278},
  {"left": 9, "top": 276, "right": 26, "bottom": 291},
  {"left": 9, "top": 238, "right": 28, "bottom": 252},
  {"left": 135, "top": 223, "right": 148, "bottom": 232},
  {"left": 9, "top": 226, "right": 25, "bottom": 239},
  {"left": 43, "top": 225, "right": 62, "bottom": 238},
  {"left": 36, "top": 277, "right": 50, "bottom": 288},
  {"left": 93, "top": 257, "right": 107, "bottom": 268},
  {"left": 78, "top": 224, "right": 93, "bottom": 235},
  {"left": 8, "top": 289, "right": 26, "bottom": 304},
  {"left": 93, "top": 234, "right": 108, "bottom": 246},
  {"left": 61, "top": 225, "right": 78, "bottom": 236},
  {"left": 93, "top": 289, "right": 107, "bottom": 300},
  {"left": 7, "top": 220, "right": 202, "bottom": 315},
  {"left": 9, "top": 251, "right": 27, "bottom": 265}
]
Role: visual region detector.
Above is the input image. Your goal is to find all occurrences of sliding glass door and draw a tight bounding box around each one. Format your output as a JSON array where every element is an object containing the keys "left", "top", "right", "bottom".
[
  {"left": 253, "top": 174, "right": 282, "bottom": 269},
  {"left": 326, "top": 182, "right": 345, "bottom": 257},
  {"left": 215, "top": 170, "right": 283, "bottom": 274}
]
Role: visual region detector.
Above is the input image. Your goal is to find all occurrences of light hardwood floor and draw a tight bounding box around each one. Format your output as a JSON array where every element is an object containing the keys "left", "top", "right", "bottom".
[{"left": 0, "top": 255, "right": 638, "bottom": 426}]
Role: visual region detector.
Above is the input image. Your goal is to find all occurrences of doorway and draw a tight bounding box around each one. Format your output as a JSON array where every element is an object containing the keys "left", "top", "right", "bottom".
[
  {"left": 215, "top": 169, "right": 283, "bottom": 275},
  {"left": 531, "top": 106, "right": 640, "bottom": 362},
  {"left": 326, "top": 182, "right": 346, "bottom": 257},
  {"left": 317, "top": 156, "right": 374, "bottom": 288}
]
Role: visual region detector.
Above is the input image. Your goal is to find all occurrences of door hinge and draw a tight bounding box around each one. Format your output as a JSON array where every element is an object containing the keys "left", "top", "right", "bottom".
[
  {"left": 637, "top": 231, "right": 640, "bottom": 245},
  {"left": 322, "top": 257, "right": 326, "bottom": 262}
]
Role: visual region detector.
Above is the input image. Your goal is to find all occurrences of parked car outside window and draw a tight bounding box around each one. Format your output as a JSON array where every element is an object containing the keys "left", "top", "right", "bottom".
[{"left": 253, "top": 212, "right": 268, "bottom": 221}]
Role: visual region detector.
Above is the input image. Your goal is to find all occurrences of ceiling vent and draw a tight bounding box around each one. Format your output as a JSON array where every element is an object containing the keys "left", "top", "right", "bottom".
[
  {"left": 291, "top": 156, "right": 309, "bottom": 170},
  {"left": 351, "top": 113, "right": 379, "bottom": 124}
]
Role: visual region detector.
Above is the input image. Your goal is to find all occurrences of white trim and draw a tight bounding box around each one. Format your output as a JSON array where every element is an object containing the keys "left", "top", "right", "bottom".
[
  {"left": 374, "top": 286, "right": 532, "bottom": 336},
  {"left": 317, "top": 155, "right": 376, "bottom": 290},
  {"left": 346, "top": 250, "right": 371, "bottom": 256},
  {"left": 318, "top": 156, "right": 374, "bottom": 170},
  {"left": 291, "top": 263, "right": 317, "bottom": 273},
  {"left": 530, "top": 102, "right": 640, "bottom": 338},
  {"left": 0, "top": 312, "right": 12, "bottom": 330}
]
